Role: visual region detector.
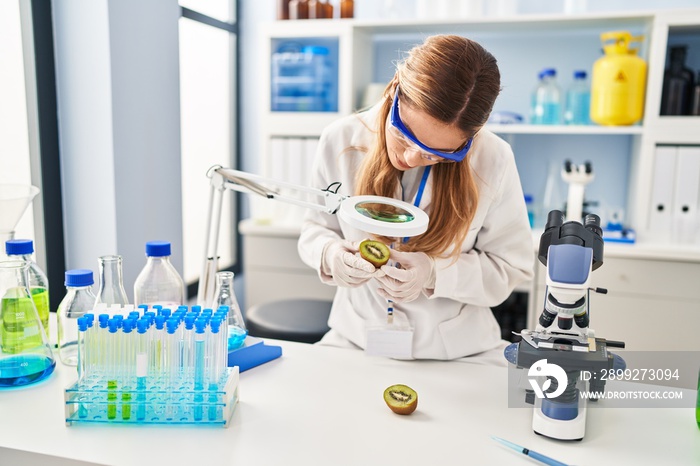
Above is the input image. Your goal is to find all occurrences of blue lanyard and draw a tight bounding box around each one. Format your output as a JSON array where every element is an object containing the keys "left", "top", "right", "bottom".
[{"left": 402, "top": 165, "right": 431, "bottom": 243}]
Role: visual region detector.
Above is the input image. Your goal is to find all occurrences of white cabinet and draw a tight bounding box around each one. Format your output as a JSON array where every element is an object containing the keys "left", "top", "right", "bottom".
[{"left": 246, "top": 10, "right": 700, "bottom": 342}]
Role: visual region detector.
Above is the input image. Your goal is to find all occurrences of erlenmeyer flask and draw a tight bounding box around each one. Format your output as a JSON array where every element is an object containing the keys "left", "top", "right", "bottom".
[
  {"left": 213, "top": 271, "right": 248, "bottom": 350},
  {"left": 0, "top": 260, "right": 56, "bottom": 387},
  {"left": 94, "top": 255, "right": 129, "bottom": 307}
]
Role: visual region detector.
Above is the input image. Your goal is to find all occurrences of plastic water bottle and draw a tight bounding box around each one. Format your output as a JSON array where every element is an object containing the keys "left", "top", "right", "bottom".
[
  {"left": 57, "top": 269, "right": 97, "bottom": 366},
  {"left": 530, "top": 68, "right": 562, "bottom": 125},
  {"left": 5, "top": 239, "right": 50, "bottom": 333},
  {"left": 133, "top": 241, "right": 185, "bottom": 308},
  {"left": 565, "top": 70, "right": 591, "bottom": 125}
]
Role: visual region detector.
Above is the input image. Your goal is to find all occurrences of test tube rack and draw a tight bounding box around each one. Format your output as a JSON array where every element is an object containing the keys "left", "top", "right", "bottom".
[{"left": 64, "top": 367, "right": 239, "bottom": 426}]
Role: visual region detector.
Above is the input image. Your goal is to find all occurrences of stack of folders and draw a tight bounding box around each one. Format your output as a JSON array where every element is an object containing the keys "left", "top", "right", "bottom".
[{"left": 648, "top": 145, "right": 700, "bottom": 244}]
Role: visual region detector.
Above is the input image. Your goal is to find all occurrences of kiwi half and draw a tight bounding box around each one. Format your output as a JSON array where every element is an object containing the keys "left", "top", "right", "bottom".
[
  {"left": 383, "top": 384, "right": 418, "bottom": 415},
  {"left": 359, "top": 239, "right": 391, "bottom": 268}
]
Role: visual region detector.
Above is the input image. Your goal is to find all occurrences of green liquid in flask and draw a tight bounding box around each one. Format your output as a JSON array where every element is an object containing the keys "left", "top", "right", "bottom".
[
  {"left": 30, "top": 287, "right": 49, "bottom": 333},
  {"left": 1, "top": 292, "right": 43, "bottom": 354}
]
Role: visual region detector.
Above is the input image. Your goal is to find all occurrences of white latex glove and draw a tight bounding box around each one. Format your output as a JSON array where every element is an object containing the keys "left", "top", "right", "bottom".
[
  {"left": 375, "top": 250, "right": 435, "bottom": 303},
  {"left": 322, "top": 240, "right": 378, "bottom": 288}
]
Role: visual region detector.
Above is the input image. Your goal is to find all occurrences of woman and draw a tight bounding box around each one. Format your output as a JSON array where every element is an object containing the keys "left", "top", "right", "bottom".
[{"left": 297, "top": 34, "right": 534, "bottom": 360}]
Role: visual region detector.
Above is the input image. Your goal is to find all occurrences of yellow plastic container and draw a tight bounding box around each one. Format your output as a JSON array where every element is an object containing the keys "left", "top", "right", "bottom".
[{"left": 590, "top": 31, "right": 647, "bottom": 126}]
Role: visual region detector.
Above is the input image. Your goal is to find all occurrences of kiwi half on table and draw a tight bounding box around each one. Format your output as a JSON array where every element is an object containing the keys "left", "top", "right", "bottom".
[
  {"left": 359, "top": 239, "right": 391, "bottom": 268},
  {"left": 383, "top": 384, "right": 418, "bottom": 415}
]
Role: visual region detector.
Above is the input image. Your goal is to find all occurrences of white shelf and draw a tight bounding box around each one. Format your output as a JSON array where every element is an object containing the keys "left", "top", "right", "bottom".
[{"left": 486, "top": 124, "right": 644, "bottom": 135}]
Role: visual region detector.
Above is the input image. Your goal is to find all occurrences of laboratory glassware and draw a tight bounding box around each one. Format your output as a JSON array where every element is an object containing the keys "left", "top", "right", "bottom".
[
  {"left": 57, "top": 269, "right": 97, "bottom": 366},
  {"left": 660, "top": 45, "right": 694, "bottom": 116},
  {"left": 5, "top": 239, "right": 50, "bottom": 332},
  {"left": 289, "top": 0, "right": 309, "bottom": 19},
  {"left": 94, "top": 255, "right": 130, "bottom": 307},
  {"left": 564, "top": 70, "right": 591, "bottom": 125},
  {"left": 213, "top": 271, "right": 247, "bottom": 350},
  {"left": 530, "top": 68, "right": 562, "bottom": 125},
  {"left": 0, "top": 260, "right": 56, "bottom": 387},
  {"left": 0, "top": 185, "right": 39, "bottom": 259},
  {"left": 133, "top": 241, "right": 185, "bottom": 308},
  {"left": 340, "top": 0, "right": 354, "bottom": 18}
]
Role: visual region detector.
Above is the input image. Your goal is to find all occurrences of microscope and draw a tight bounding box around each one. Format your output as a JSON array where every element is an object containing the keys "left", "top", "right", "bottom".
[{"left": 505, "top": 210, "right": 625, "bottom": 441}]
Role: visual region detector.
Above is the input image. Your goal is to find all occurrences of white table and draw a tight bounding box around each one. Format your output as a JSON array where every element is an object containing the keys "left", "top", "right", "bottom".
[{"left": 0, "top": 340, "right": 698, "bottom": 466}]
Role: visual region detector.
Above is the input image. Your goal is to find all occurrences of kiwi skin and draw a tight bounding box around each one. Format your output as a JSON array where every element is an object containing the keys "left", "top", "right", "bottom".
[
  {"left": 383, "top": 384, "right": 418, "bottom": 415},
  {"left": 359, "top": 240, "right": 391, "bottom": 268}
]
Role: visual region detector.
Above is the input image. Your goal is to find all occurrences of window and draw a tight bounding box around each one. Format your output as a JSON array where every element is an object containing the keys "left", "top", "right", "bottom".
[{"left": 178, "top": 2, "right": 239, "bottom": 292}]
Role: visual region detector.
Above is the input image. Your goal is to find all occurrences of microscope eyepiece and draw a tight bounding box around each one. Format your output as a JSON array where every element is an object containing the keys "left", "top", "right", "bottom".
[
  {"left": 584, "top": 213, "right": 603, "bottom": 238},
  {"left": 545, "top": 210, "right": 565, "bottom": 230}
]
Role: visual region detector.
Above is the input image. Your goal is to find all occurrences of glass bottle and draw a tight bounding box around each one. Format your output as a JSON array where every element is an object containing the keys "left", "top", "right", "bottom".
[
  {"left": 5, "top": 239, "right": 49, "bottom": 333},
  {"left": 133, "top": 241, "right": 185, "bottom": 308},
  {"left": 531, "top": 68, "right": 562, "bottom": 125},
  {"left": 213, "top": 271, "right": 247, "bottom": 351},
  {"left": 277, "top": 0, "right": 291, "bottom": 20},
  {"left": 340, "top": 0, "right": 354, "bottom": 18},
  {"left": 564, "top": 70, "right": 591, "bottom": 125},
  {"left": 660, "top": 45, "right": 694, "bottom": 116},
  {"left": 324, "top": 0, "right": 334, "bottom": 19},
  {"left": 308, "top": 0, "right": 326, "bottom": 19},
  {"left": 289, "top": 0, "right": 309, "bottom": 19},
  {"left": 57, "top": 269, "right": 97, "bottom": 366},
  {"left": 0, "top": 260, "right": 56, "bottom": 387},
  {"left": 94, "top": 255, "right": 129, "bottom": 307}
]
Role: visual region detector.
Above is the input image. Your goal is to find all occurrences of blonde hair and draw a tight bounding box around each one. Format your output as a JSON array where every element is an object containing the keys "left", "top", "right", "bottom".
[{"left": 355, "top": 35, "right": 501, "bottom": 258}]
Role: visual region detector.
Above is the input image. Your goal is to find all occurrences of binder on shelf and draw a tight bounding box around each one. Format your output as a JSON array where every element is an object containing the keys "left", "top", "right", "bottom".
[
  {"left": 648, "top": 146, "right": 676, "bottom": 241},
  {"left": 672, "top": 146, "right": 700, "bottom": 244}
]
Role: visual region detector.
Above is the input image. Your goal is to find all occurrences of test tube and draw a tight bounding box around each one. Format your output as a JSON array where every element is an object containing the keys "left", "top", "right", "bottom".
[
  {"left": 151, "top": 315, "right": 166, "bottom": 379},
  {"left": 97, "top": 314, "right": 109, "bottom": 373},
  {"left": 121, "top": 320, "right": 134, "bottom": 420},
  {"left": 76, "top": 317, "right": 88, "bottom": 380},
  {"left": 208, "top": 318, "right": 223, "bottom": 421},
  {"left": 107, "top": 318, "right": 120, "bottom": 420},
  {"left": 165, "top": 318, "right": 179, "bottom": 419},
  {"left": 136, "top": 319, "right": 149, "bottom": 421},
  {"left": 183, "top": 315, "right": 196, "bottom": 373},
  {"left": 193, "top": 319, "right": 207, "bottom": 421}
]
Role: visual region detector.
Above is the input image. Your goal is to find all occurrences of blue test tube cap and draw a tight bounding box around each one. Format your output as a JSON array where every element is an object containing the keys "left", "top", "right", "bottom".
[
  {"left": 191, "top": 305, "right": 202, "bottom": 314},
  {"left": 194, "top": 319, "right": 207, "bottom": 334},
  {"left": 98, "top": 314, "right": 110, "bottom": 327},
  {"left": 138, "top": 303, "right": 148, "bottom": 311},
  {"left": 77, "top": 316, "right": 88, "bottom": 332},
  {"left": 210, "top": 319, "right": 221, "bottom": 333},
  {"left": 184, "top": 315, "right": 196, "bottom": 329},
  {"left": 161, "top": 308, "right": 171, "bottom": 318},
  {"left": 154, "top": 315, "right": 166, "bottom": 330},
  {"left": 177, "top": 305, "right": 188, "bottom": 311},
  {"left": 166, "top": 319, "right": 178, "bottom": 334},
  {"left": 128, "top": 311, "right": 140, "bottom": 321},
  {"left": 122, "top": 319, "right": 134, "bottom": 333},
  {"left": 84, "top": 313, "right": 95, "bottom": 324},
  {"left": 108, "top": 318, "right": 120, "bottom": 333},
  {"left": 137, "top": 319, "right": 149, "bottom": 334}
]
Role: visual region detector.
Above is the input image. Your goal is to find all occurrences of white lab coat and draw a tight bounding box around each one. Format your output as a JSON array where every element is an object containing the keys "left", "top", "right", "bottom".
[{"left": 298, "top": 104, "right": 535, "bottom": 360}]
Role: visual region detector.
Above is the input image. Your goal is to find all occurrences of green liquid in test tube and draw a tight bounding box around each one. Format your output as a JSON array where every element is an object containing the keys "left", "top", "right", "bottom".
[{"left": 106, "top": 319, "right": 119, "bottom": 420}]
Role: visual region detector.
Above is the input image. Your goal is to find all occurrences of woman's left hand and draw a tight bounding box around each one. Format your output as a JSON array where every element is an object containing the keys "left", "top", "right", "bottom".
[{"left": 375, "top": 250, "right": 435, "bottom": 303}]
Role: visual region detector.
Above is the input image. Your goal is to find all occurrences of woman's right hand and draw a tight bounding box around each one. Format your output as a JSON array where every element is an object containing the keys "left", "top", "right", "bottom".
[{"left": 322, "top": 240, "right": 378, "bottom": 288}]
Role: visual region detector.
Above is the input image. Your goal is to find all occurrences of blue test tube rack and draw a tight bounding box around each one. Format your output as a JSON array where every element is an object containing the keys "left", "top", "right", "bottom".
[{"left": 64, "top": 305, "right": 239, "bottom": 427}]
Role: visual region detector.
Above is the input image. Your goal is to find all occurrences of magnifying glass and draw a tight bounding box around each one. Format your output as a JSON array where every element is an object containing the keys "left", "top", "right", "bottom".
[{"left": 338, "top": 195, "right": 428, "bottom": 237}]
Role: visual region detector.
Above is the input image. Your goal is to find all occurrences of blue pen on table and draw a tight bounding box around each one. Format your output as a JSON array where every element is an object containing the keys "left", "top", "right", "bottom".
[{"left": 492, "top": 436, "right": 570, "bottom": 466}]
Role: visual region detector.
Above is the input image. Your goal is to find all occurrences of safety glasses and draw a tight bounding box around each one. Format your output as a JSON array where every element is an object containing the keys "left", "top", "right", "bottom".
[{"left": 389, "top": 88, "right": 473, "bottom": 163}]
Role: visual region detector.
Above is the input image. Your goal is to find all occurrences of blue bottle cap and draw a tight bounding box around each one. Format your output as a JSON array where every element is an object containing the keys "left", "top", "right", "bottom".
[
  {"left": 6, "top": 239, "right": 34, "bottom": 255},
  {"left": 65, "top": 269, "right": 94, "bottom": 287},
  {"left": 574, "top": 70, "right": 587, "bottom": 79},
  {"left": 145, "top": 241, "right": 171, "bottom": 257}
]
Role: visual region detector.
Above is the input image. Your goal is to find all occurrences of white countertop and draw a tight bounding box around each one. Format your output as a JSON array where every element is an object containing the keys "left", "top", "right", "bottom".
[{"left": 0, "top": 337, "right": 698, "bottom": 466}]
